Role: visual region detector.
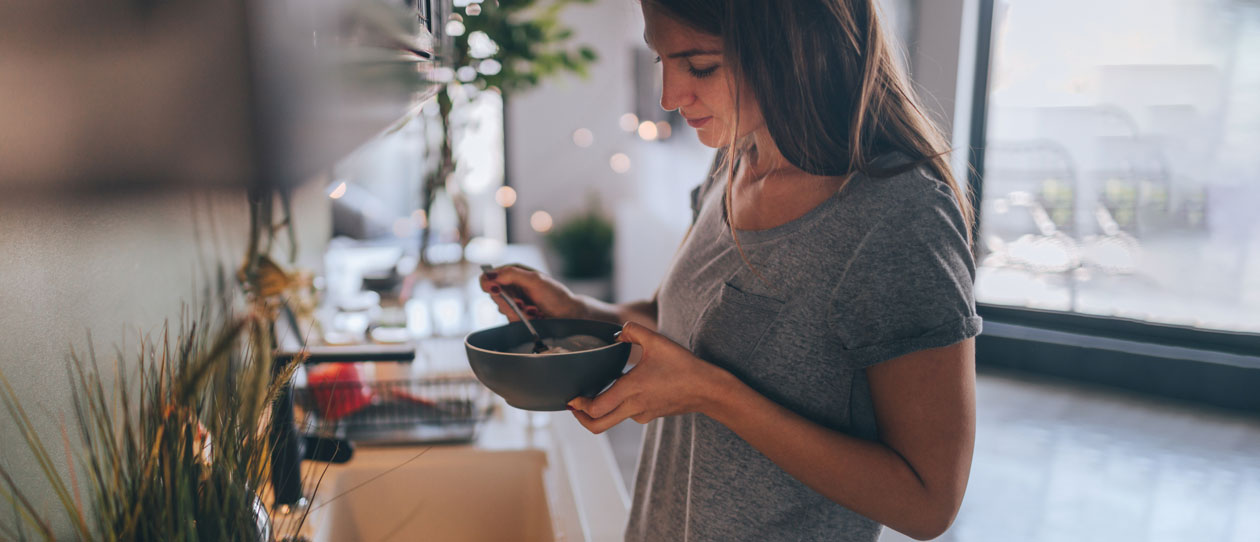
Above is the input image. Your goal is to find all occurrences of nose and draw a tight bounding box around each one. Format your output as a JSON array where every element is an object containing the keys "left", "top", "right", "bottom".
[{"left": 659, "top": 67, "right": 694, "bottom": 112}]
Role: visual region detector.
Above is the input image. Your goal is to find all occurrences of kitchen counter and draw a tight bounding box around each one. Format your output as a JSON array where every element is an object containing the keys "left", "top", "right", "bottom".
[{"left": 281, "top": 406, "right": 630, "bottom": 542}]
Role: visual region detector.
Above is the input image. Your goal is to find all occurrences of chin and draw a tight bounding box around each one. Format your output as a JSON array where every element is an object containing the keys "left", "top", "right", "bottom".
[{"left": 694, "top": 128, "right": 727, "bottom": 149}]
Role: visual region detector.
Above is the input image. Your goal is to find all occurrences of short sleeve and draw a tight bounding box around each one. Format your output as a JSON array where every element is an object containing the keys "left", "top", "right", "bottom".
[{"left": 830, "top": 177, "right": 982, "bottom": 367}]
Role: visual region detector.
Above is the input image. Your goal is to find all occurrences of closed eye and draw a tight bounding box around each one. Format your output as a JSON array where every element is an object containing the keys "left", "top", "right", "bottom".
[{"left": 688, "top": 65, "right": 719, "bottom": 79}]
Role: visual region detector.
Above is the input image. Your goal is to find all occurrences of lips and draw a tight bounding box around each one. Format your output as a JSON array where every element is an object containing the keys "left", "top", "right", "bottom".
[{"left": 684, "top": 116, "right": 712, "bottom": 128}]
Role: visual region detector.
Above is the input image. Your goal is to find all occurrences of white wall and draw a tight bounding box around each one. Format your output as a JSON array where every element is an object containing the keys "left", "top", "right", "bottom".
[
  {"left": 904, "top": 0, "right": 982, "bottom": 180},
  {"left": 0, "top": 185, "right": 329, "bottom": 536}
]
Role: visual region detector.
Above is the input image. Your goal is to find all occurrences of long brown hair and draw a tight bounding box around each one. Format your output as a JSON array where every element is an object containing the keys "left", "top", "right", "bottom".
[{"left": 646, "top": 0, "right": 975, "bottom": 240}]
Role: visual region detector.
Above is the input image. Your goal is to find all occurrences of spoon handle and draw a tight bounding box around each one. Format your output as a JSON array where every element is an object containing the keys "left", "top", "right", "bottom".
[{"left": 481, "top": 265, "right": 545, "bottom": 341}]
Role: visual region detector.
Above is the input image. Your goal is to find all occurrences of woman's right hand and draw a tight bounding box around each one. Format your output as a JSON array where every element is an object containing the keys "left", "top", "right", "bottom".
[{"left": 479, "top": 264, "right": 589, "bottom": 322}]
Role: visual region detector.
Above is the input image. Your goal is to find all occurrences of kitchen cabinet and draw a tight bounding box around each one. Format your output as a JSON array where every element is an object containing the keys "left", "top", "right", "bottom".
[{"left": 0, "top": 0, "right": 449, "bottom": 194}]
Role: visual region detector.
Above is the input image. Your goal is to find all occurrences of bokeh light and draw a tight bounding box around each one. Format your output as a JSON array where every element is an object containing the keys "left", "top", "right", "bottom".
[
  {"left": 656, "top": 121, "right": 672, "bottom": 140},
  {"left": 445, "top": 20, "right": 466, "bottom": 37},
  {"left": 637, "top": 121, "right": 659, "bottom": 141},
  {"left": 619, "top": 113, "right": 639, "bottom": 132},
  {"left": 328, "top": 182, "right": 347, "bottom": 199},
  {"left": 610, "top": 153, "right": 631, "bottom": 174},
  {"left": 530, "top": 211, "right": 554, "bottom": 233},
  {"left": 495, "top": 186, "right": 518, "bottom": 208},
  {"left": 572, "top": 128, "right": 594, "bottom": 147}
]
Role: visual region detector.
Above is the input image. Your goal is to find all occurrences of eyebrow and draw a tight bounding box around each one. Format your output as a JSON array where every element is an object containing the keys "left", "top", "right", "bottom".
[{"left": 665, "top": 49, "right": 723, "bottom": 59}]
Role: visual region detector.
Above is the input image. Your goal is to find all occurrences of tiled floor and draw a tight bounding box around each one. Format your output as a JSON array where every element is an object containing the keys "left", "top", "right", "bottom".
[{"left": 605, "top": 370, "right": 1260, "bottom": 542}]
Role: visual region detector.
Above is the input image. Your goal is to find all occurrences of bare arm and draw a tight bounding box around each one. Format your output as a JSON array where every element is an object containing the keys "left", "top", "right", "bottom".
[
  {"left": 580, "top": 296, "right": 658, "bottom": 330},
  {"left": 704, "top": 339, "right": 976, "bottom": 540}
]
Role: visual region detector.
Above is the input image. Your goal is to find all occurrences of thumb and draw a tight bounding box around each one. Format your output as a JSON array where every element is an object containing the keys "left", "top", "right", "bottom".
[{"left": 615, "top": 321, "right": 658, "bottom": 347}]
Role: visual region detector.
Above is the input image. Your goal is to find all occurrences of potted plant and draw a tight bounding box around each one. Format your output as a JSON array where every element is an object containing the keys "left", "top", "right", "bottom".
[
  {"left": 0, "top": 302, "right": 303, "bottom": 542},
  {"left": 545, "top": 199, "right": 615, "bottom": 301}
]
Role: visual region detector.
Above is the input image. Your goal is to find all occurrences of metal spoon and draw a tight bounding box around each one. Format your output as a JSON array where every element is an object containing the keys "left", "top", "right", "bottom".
[{"left": 480, "top": 265, "right": 549, "bottom": 354}]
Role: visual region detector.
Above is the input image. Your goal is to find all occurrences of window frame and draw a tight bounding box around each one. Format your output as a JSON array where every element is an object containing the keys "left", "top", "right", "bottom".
[{"left": 964, "top": 0, "right": 1260, "bottom": 411}]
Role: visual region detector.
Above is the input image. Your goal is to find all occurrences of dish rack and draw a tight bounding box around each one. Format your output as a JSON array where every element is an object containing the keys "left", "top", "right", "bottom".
[{"left": 292, "top": 368, "right": 495, "bottom": 445}]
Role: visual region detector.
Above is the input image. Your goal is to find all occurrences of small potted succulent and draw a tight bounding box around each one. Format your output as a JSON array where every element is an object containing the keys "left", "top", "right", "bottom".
[{"left": 545, "top": 199, "right": 615, "bottom": 301}]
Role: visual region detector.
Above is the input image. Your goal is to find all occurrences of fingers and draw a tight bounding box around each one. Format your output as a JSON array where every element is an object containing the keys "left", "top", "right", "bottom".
[
  {"left": 571, "top": 375, "right": 637, "bottom": 419},
  {"left": 570, "top": 400, "right": 640, "bottom": 434},
  {"left": 481, "top": 264, "right": 538, "bottom": 291},
  {"left": 480, "top": 264, "right": 543, "bottom": 320}
]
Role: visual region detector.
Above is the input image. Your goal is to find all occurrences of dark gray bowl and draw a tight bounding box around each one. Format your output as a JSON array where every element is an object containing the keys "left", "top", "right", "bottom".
[{"left": 465, "top": 319, "right": 631, "bottom": 411}]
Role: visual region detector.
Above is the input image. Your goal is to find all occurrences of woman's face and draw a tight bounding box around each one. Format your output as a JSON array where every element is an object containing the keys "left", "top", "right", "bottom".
[{"left": 642, "top": 6, "right": 765, "bottom": 149}]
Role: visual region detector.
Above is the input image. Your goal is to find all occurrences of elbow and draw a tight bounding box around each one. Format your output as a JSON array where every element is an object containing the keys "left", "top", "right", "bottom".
[
  {"left": 899, "top": 496, "right": 963, "bottom": 541},
  {"left": 902, "top": 520, "right": 952, "bottom": 541}
]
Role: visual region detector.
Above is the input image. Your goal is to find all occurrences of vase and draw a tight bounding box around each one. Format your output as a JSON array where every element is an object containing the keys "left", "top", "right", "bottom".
[{"left": 565, "top": 276, "right": 614, "bottom": 303}]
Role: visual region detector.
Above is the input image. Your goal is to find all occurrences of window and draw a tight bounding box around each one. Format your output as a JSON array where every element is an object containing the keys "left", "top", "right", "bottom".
[{"left": 974, "top": 0, "right": 1260, "bottom": 334}]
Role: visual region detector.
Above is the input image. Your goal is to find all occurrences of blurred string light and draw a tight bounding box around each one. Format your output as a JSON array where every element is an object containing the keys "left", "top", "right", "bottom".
[
  {"left": 572, "top": 128, "right": 594, "bottom": 147},
  {"left": 619, "top": 113, "right": 639, "bottom": 132},
  {"left": 610, "top": 153, "right": 631, "bottom": 173},
  {"left": 495, "top": 186, "right": 517, "bottom": 207},
  {"left": 467, "top": 31, "right": 499, "bottom": 58},
  {"left": 429, "top": 67, "right": 455, "bottom": 83},
  {"left": 465, "top": 2, "right": 482, "bottom": 15},
  {"left": 446, "top": 18, "right": 466, "bottom": 37},
  {"left": 457, "top": 66, "right": 478, "bottom": 82},
  {"left": 656, "top": 120, "right": 672, "bottom": 140},
  {"left": 637, "top": 121, "right": 658, "bottom": 141},
  {"left": 531, "top": 211, "right": 554, "bottom": 233},
  {"left": 477, "top": 59, "right": 502, "bottom": 76},
  {"left": 328, "top": 182, "right": 347, "bottom": 199}
]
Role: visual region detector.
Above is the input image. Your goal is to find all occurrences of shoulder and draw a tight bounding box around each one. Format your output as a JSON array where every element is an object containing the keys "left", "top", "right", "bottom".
[
  {"left": 840, "top": 154, "right": 965, "bottom": 232},
  {"left": 810, "top": 155, "right": 969, "bottom": 272}
]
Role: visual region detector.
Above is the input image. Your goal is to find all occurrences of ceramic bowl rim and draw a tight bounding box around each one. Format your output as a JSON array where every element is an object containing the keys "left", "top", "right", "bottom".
[{"left": 464, "top": 319, "right": 625, "bottom": 358}]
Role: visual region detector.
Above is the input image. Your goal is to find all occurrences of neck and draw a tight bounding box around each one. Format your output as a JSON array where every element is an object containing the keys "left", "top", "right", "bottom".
[{"left": 748, "top": 128, "right": 795, "bottom": 176}]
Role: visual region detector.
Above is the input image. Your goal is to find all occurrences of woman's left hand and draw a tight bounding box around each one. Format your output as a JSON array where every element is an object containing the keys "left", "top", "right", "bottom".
[{"left": 567, "top": 321, "right": 730, "bottom": 434}]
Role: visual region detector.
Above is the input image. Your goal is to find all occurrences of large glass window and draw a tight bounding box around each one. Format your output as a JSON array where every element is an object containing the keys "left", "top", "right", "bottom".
[{"left": 975, "top": 0, "right": 1260, "bottom": 333}]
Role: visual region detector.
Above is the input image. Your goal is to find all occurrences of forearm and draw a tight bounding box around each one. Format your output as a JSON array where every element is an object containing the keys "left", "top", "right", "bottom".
[
  {"left": 580, "top": 297, "right": 658, "bottom": 330},
  {"left": 703, "top": 371, "right": 957, "bottom": 540}
]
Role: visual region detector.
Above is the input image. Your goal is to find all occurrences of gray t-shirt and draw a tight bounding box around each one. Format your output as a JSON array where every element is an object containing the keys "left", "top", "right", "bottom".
[{"left": 625, "top": 153, "right": 982, "bottom": 542}]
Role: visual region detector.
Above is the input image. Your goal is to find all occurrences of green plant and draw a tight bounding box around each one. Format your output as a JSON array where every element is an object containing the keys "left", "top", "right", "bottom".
[
  {"left": 451, "top": 0, "right": 598, "bottom": 94},
  {"left": 546, "top": 203, "right": 614, "bottom": 279},
  {"left": 0, "top": 296, "right": 305, "bottom": 542}
]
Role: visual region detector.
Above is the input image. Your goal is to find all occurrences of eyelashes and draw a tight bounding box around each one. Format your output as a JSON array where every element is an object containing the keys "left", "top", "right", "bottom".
[
  {"left": 688, "top": 66, "right": 718, "bottom": 79},
  {"left": 654, "top": 56, "right": 719, "bottom": 79}
]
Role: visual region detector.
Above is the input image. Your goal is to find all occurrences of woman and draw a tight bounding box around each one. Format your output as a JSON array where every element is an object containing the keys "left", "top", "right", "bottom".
[{"left": 480, "top": 1, "right": 979, "bottom": 540}]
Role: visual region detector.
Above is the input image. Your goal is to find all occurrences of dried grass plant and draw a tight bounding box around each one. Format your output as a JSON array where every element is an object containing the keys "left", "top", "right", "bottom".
[{"left": 0, "top": 276, "right": 311, "bottom": 541}]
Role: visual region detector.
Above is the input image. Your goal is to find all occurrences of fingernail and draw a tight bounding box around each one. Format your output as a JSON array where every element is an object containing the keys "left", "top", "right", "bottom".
[
  {"left": 566, "top": 405, "right": 576, "bottom": 411},
  {"left": 613, "top": 330, "right": 622, "bottom": 340},
  {"left": 490, "top": 285, "right": 501, "bottom": 294},
  {"left": 526, "top": 307, "right": 540, "bottom": 317}
]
